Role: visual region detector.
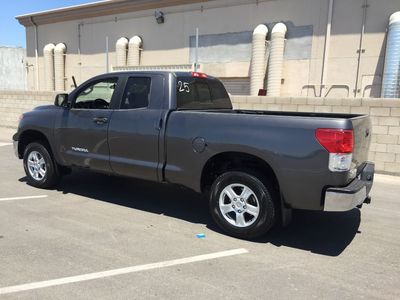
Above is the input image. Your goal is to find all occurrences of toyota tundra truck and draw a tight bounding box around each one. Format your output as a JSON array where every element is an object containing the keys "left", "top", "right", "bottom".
[{"left": 13, "top": 71, "right": 374, "bottom": 239}]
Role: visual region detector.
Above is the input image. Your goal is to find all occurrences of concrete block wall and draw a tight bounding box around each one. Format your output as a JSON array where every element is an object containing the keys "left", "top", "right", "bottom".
[
  {"left": 231, "top": 96, "right": 400, "bottom": 176},
  {"left": 0, "top": 91, "right": 56, "bottom": 128}
]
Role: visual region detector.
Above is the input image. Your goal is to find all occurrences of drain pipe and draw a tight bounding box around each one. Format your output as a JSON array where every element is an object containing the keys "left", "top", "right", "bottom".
[
  {"left": 267, "top": 22, "right": 287, "bottom": 96},
  {"left": 106, "top": 36, "right": 109, "bottom": 73},
  {"left": 250, "top": 24, "right": 268, "bottom": 95},
  {"left": 30, "top": 17, "right": 39, "bottom": 90},
  {"left": 127, "top": 36, "right": 142, "bottom": 67},
  {"left": 54, "top": 43, "right": 66, "bottom": 91},
  {"left": 78, "top": 23, "right": 83, "bottom": 83},
  {"left": 381, "top": 11, "right": 400, "bottom": 98},
  {"left": 321, "top": 0, "right": 334, "bottom": 97},
  {"left": 43, "top": 44, "right": 55, "bottom": 91},
  {"left": 354, "top": 0, "right": 368, "bottom": 98}
]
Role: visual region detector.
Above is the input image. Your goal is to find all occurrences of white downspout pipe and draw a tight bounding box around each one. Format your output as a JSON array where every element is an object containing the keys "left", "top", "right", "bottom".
[
  {"left": 321, "top": 0, "right": 334, "bottom": 97},
  {"left": 54, "top": 43, "right": 66, "bottom": 91},
  {"left": 106, "top": 36, "right": 109, "bottom": 73},
  {"left": 127, "top": 36, "right": 142, "bottom": 67},
  {"left": 30, "top": 17, "right": 39, "bottom": 90},
  {"left": 78, "top": 23, "right": 83, "bottom": 84},
  {"left": 43, "top": 43, "right": 55, "bottom": 91},
  {"left": 354, "top": 0, "right": 368, "bottom": 98},
  {"left": 116, "top": 37, "right": 129, "bottom": 67},
  {"left": 250, "top": 24, "right": 268, "bottom": 96},
  {"left": 267, "top": 23, "right": 287, "bottom": 97}
]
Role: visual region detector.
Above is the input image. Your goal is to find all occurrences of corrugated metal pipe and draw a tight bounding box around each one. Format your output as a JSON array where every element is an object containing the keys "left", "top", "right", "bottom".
[
  {"left": 250, "top": 24, "right": 268, "bottom": 95},
  {"left": 54, "top": 43, "right": 66, "bottom": 91},
  {"left": 381, "top": 11, "right": 400, "bottom": 98},
  {"left": 116, "top": 37, "right": 128, "bottom": 67},
  {"left": 127, "top": 36, "right": 142, "bottom": 67},
  {"left": 43, "top": 43, "right": 55, "bottom": 91},
  {"left": 267, "top": 23, "right": 287, "bottom": 96}
]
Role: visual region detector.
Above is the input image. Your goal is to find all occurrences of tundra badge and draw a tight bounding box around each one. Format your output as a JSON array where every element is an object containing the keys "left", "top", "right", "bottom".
[{"left": 71, "top": 147, "right": 89, "bottom": 153}]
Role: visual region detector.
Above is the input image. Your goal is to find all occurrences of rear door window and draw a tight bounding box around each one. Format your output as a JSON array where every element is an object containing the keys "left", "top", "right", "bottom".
[{"left": 120, "top": 77, "right": 152, "bottom": 109}]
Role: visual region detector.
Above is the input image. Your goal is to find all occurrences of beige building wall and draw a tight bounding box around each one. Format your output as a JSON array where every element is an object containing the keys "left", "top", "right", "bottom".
[{"left": 22, "top": 0, "right": 400, "bottom": 96}]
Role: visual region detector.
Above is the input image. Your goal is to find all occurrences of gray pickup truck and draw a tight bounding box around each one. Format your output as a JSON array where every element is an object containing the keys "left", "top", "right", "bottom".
[{"left": 13, "top": 71, "right": 374, "bottom": 239}]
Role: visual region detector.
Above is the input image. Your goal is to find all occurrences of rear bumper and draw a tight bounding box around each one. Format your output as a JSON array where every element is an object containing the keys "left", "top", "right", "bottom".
[{"left": 324, "top": 162, "right": 374, "bottom": 212}]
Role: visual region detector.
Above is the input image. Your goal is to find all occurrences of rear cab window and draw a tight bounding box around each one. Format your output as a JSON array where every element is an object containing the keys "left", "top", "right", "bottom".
[{"left": 176, "top": 75, "right": 232, "bottom": 110}]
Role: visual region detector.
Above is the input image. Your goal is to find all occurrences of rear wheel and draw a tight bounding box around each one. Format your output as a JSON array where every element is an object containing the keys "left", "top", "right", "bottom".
[
  {"left": 23, "top": 142, "right": 60, "bottom": 189},
  {"left": 209, "top": 171, "right": 276, "bottom": 239}
]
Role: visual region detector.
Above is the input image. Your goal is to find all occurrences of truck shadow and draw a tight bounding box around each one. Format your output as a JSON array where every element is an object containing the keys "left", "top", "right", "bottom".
[
  {"left": 20, "top": 170, "right": 360, "bottom": 257},
  {"left": 259, "top": 209, "right": 361, "bottom": 256}
]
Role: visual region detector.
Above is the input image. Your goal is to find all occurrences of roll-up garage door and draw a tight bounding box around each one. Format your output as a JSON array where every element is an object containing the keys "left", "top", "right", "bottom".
[{"left": 220, "top": 77, "right": 250, "bottom": 95}]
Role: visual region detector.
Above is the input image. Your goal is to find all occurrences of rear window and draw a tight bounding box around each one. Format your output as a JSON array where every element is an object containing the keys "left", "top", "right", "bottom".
[{"left": 176, "top": 77, "right": 232, "bottom": 109}]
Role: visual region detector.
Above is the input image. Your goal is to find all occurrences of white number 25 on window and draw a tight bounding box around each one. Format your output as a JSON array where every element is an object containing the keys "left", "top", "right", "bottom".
[{"left": 178, "top": 81, "right": 190, "bottom": 93}]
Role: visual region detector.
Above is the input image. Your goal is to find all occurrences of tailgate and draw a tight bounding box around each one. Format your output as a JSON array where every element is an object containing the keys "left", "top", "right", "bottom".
[{"left": 351, "top": 115, "right": 372, "bottom": 170}]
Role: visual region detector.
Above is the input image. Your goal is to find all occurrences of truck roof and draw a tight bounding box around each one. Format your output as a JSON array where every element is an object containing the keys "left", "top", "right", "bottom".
[{"left": 90, "top": 71, "right": 217, "bottom": 80}]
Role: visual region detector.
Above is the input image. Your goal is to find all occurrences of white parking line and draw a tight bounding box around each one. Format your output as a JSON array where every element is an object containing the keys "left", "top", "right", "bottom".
[
  {"left": 0, "top": 195, "right": 48, "bottom": 202},
  {"left": 0, "top": 143, "right": 12, "bottom": 147},
  {"left": 0, "top": 248, "right": 248, "bottom": 295}
]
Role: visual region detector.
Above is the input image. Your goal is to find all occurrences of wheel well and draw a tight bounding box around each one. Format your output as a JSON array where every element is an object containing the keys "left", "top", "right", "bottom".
[
  {"left": 18, "top": 130, "right": 52, "bottom": 158},
  {"left": 200, "top": 152, "right": 280, "bottom": 195}
]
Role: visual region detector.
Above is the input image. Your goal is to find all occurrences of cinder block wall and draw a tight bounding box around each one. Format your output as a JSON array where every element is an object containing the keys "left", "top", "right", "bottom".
[
  {"left": 0, "top": 91, "right": 399, "bottom": 175},
  {"left": 231, "top": 96, "right": 400, "bottom": 176},
  {"left": 0, "top": 91, "right": 56, "bottom": 128}
]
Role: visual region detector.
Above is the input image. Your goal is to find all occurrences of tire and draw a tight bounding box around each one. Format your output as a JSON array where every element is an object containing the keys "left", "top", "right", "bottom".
[
  {"left": 23, "top": 142, "right": 60, "bottom": 189},
  {"left": 209, "top": 171, "right": 277, "bottom": 239}
]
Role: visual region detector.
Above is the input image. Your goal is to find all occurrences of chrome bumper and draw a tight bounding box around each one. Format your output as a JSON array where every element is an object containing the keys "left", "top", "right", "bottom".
[
  {"left": 324, "top": 162, "right": 374, "bottom": 212},
  {"left": 324, "top": 186, "right": 367, "bottom": 211},
  {"left": 13, "top": 140, "right": 19, "bottom": 158}
]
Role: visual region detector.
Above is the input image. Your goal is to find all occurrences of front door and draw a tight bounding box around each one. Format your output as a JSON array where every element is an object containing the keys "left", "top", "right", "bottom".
[{"left": 55, "top": 77, "right": 120, "bottom": 173}]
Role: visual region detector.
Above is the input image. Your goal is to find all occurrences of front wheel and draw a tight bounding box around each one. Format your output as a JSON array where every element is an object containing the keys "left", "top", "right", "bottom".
[
  {"left": 23, "top": 142, "right": 60, "bottom": 189},
  {"left": 209, "top": 171, "right": 277, "bottom": 239}
]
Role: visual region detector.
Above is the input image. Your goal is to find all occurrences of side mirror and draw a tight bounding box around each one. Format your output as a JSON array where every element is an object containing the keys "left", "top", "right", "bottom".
[{"left": 54, "top": 93, "right": 70, "bottom": 108}]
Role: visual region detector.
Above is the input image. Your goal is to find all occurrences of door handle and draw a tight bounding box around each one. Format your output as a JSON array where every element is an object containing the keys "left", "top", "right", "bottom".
[
  {"left": 93, "top": 117, "right": 108, "bottom": 124},
  {"left": 155, "top": 118, "right": 163, "bottom": 131}
]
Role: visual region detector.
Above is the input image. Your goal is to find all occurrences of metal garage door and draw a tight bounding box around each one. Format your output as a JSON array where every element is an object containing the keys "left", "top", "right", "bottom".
[{"left": 220, "top": 78, "right": 250, "bottom": 95}]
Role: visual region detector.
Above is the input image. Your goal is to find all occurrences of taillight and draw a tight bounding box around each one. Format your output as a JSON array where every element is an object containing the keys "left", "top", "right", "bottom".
[
  {"left": 316, "top": 129, "right": 354, "bottom": 172},
  {"left": 316, "top": 129, "right": 353, "bottom": 153},
  {"left": 191, "top": 72, "right": 208, "bottom": 78}
]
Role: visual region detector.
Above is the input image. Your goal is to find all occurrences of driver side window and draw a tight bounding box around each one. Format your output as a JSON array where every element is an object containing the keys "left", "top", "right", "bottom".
[{"left": 74, "top": 78, "right": 118, "bottom": 109}]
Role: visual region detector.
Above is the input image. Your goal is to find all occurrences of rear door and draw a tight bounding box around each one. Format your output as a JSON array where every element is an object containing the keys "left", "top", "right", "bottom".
[
  {"left": 107, "top": 74, "right": 165, "bottom": 182},
  {"left": 55, "top": 76, "right": 120, "bottom": 172}
]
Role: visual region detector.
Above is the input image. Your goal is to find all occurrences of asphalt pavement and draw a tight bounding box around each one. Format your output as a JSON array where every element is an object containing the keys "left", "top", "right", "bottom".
[{"left": 0, "top": 138, "right": 399, "bottom": 299}]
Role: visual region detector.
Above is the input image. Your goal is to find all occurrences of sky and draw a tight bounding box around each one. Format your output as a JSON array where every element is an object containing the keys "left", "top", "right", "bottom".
[{"left": 0, "top": 0, "right": 94, "bottom": 47}]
